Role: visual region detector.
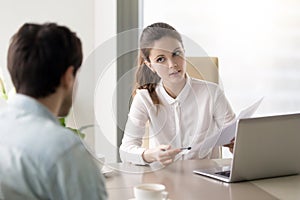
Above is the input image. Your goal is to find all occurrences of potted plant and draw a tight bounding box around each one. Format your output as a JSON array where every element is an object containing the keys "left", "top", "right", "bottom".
[
  {"left": 0, "top": 77, "right": 8, "bottom": 100},
  {"left": 58, "top": 117, "right": 85, "bottom": 139}
]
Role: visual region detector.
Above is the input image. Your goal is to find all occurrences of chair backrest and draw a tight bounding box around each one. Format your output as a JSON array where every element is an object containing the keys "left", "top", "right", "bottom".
[
  {"left": 186, "top": 57, "right": 219, "bottom": 84},
  {"left": 185, "top": 57, "right": 221, "bottom": 158}
]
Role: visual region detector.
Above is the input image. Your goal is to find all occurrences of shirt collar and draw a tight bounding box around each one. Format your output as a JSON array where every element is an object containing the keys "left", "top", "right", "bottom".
[
  {"left": 7, "top": 94, "right": 59, "bottom": 124},
  {"left": 158, "top": 74, "right": 192, "bottom": 105}
]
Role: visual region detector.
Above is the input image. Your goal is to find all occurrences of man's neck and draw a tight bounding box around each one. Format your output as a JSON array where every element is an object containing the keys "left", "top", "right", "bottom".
[{"left": 37, "top": 93, "right": 62, "bottom": 117}]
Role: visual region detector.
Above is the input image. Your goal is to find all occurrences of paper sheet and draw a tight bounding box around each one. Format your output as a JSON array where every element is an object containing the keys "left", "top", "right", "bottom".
[{"left": 215, "top": 97, "right": 264, "bottom": 146}]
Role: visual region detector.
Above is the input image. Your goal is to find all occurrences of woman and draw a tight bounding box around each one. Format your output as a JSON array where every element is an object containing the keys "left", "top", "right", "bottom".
[{"left": 120, "top": 22, "right": 235, "bottom": 166}]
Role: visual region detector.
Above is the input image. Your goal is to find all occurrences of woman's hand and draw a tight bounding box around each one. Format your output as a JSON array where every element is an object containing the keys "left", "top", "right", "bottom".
[
  {"left": 142, "top": 145, "right": 181, "bottom": 166},
  {"left": 223, "top": 138, "right": 235, "bottom": 153}
]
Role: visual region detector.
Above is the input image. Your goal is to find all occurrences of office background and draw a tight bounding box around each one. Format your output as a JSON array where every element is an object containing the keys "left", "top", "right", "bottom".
[{"left": 0, "top": 0, "right": 299, "bottom": 162}]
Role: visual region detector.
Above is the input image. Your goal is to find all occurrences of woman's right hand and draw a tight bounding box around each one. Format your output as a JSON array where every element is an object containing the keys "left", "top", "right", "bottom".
[
  {"left": 142, "top": 145, "right": 181, "bottom": 166},
  {"left": 223, "top": 138, "right": 235, "bottom": 153}
]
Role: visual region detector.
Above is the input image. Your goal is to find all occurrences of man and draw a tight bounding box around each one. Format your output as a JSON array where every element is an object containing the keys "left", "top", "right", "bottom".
[{"left": 0, "top": 23, "right": 107, "bottom": 199}]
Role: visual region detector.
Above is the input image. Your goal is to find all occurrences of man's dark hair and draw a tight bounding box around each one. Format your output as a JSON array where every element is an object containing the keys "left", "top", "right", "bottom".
[{"left": 7, "top": 23, "right": 83, "bottom": 98}]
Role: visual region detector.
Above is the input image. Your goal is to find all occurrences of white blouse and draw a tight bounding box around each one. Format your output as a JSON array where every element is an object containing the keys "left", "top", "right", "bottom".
[{"left": 120, "top": 75, "right": 235, "bottom": 165}]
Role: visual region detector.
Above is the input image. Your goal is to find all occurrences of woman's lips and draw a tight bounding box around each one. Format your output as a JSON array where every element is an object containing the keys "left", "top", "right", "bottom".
[{"left": 169, "top": 70, "right": 181, "bottom": 76}]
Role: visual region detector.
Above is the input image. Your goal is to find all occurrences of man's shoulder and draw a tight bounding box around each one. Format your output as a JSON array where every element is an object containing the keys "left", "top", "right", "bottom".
[
  {"left": 0, "top": 106, "right": 83, "bottom": 165},
  {"left": 31, "top": 120, "right": 83, "bottom": 161}
]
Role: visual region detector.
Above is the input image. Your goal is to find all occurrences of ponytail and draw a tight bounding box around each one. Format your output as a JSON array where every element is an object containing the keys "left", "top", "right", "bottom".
[{"left": 134, "top": 53, "right": 160, "bottom": 105}]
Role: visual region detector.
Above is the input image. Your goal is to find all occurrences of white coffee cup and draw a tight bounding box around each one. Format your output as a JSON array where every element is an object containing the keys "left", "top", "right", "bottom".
[{"left": 134, "top": 183, "right": 168, "bottom": 200}]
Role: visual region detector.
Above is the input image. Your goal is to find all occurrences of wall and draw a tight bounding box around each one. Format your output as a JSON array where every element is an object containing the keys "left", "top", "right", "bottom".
[
  {"left": 94, "top": 0, "right": 117, "bottom": 162},
  {"left": 0, "top": 0, "right": 94, "bottom": 87}
]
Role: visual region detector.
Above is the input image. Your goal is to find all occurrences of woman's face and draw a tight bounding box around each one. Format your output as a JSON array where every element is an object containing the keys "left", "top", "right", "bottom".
[{"left": 147, "top": 36, "right": 186, "bottom": 85}]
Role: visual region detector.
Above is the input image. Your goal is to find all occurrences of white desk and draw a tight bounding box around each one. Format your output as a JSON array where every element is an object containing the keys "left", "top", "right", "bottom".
[{"left": 104, "top": 159, "right": 300, "bottom": 200}]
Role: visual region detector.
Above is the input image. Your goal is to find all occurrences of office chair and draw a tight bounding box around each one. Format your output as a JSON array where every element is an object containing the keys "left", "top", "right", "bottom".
[{"left": 185, "top": 57, "right": 219, "bottom": 84}]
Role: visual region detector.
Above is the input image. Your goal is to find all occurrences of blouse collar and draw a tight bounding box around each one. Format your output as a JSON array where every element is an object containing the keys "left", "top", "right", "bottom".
[{"left": 158, "top": 74, "right": 192, "bottom": 105}]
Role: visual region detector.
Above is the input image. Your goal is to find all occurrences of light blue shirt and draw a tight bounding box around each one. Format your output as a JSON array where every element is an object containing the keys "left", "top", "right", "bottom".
[{"left": 0, "top": 94, "right": 107, "bottom": 200}]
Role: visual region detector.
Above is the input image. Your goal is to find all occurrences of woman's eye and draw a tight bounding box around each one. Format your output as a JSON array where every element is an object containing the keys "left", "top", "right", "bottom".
[
  {"left": 173, "top": 51, "right": 182, "bottom": 57},
  {"left": 156, "top": 57, "right": 165, "bottom": 63}
]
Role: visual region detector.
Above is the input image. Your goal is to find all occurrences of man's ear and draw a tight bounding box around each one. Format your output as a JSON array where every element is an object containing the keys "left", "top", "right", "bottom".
[
  {"left": 144, "top": 61, "right": 156, "bottom": 73},
  {"left": 61, "top": 66, "right": 75, "bottom": 89}
]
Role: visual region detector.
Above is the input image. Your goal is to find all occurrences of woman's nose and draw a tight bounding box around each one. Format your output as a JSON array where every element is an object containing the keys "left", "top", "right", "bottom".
[{"left": 168, "top": 59, "right": 178, "bottom": 68}]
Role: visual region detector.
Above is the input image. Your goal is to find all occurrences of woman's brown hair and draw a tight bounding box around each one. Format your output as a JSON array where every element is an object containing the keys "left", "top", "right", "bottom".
[{"left": 135, "top": 22, "right": 184, "bottom": 104}]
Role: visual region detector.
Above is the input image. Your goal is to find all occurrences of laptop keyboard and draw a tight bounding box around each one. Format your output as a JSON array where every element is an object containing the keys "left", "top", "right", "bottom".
[{"left": 215, "top": 170, "right": 231, "bottom": 177}]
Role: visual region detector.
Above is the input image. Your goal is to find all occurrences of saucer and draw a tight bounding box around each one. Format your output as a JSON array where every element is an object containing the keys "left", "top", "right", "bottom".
[{"left": 101, "top": 166, "right": 114, "bottom": 178}]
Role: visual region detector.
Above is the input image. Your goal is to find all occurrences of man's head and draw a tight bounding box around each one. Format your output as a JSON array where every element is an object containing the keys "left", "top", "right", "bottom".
[{"left": 7, "top": 23, "right": 82, "bottom": 116}]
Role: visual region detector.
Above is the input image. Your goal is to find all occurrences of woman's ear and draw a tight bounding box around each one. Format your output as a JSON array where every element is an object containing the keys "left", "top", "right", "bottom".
[
  {"left": 144, "top": 61, "right": 156, "bottom": 73},
  {"left": 144, "top": 60, "right": 151, "bottom": 68}
]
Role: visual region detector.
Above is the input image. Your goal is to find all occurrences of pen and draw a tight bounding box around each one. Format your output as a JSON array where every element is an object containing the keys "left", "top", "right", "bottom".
[
  {"left": 161, "top": 147, "right": 192, "bottom": 151},
  {"left": 180, "top": 147, "right": 192, "bottom": 150}
]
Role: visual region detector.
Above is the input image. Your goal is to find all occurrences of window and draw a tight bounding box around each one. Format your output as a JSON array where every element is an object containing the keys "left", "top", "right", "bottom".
[
  {"left": 144, "top": 0, "right": 300, "bottom": 115},
  {"left": 144, "top": 0, "right": 300, "bottom": 157}
]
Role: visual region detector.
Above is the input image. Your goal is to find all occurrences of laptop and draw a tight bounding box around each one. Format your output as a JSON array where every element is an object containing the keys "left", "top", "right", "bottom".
[{"left": 193, "top": 113, "right": 300, "bottom": 183}]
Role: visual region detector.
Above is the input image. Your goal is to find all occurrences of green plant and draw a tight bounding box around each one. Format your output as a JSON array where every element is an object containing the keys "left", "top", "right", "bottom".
[
  {"left": 59, "top": 117, "right": 85, "bottom": 139},
  {"left": 0, "top": 77, "right": 8, "bottom": 100}
]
